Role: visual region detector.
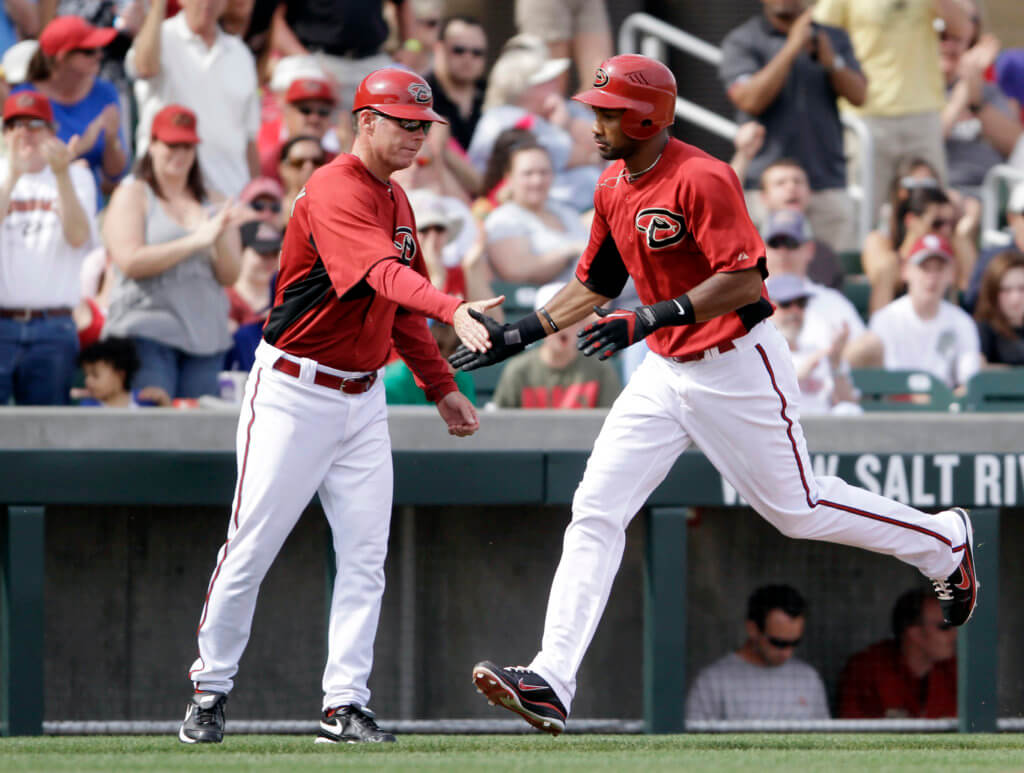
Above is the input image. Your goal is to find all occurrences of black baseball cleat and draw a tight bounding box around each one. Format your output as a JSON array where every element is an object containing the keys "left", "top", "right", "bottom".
[
  {"left": 931, "top": 507, "right": 979, "bottom": 626},
  {"left": 472, "top": 661, "right": 567, "bottom": 736},
  {"left": 315, "top": 703, "right": 396, "bottom": 744},
  {"left": 178, "top": 691, "right": 227, "bottom": 744}
]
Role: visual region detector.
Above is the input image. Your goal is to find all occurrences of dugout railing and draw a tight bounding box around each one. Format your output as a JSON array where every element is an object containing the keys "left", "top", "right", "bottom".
[{"left": 1, "top": 409, "right": 1017, "bottom": 736}]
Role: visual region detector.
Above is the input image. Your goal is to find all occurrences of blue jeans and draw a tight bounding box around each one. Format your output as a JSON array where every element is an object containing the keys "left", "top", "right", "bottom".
[
  {"left": 131, "top": 337, "right": 225, "bottom": 399},
  {"left": 0, "top": 314, "right": 79, "bottom": 405}
]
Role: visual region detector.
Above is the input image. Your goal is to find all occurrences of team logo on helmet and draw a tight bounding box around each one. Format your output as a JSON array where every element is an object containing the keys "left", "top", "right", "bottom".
[
  {"left": 407, "top": 82, "right": 432, "bottom": 104},
  {"left": 593, "top": 67, "right": 609, "bottom": 88},
  {"left": 635, "top": 208, "right": 687, "bottom": 250},
  {"left": 393, "top": 225, "right": 417, "bottom": 263}
]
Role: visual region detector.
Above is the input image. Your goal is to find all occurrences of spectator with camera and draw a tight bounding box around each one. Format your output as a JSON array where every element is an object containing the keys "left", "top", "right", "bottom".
[
  {"left": 838, "top": 587, "right": 957, "bottom": 718},
  {"left": 686, "top": 584, "right": 829, "bottom": 721},
  {"left": 721, "top": 0, "right": 865, "bottom": 252},
  {"left": 0, "top": 91, "right": 95, "bottom": 405}
]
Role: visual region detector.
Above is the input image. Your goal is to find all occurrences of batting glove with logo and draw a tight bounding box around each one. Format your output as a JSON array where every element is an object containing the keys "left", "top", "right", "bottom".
[
  {"left": 577, "top": 296, "right": 695, "bottom": 360},
  {"left": 449, "top": 309, "right": 545, "bottom": 371}
]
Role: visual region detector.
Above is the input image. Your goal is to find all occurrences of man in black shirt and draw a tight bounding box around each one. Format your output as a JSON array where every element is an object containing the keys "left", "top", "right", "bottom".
[{"left": 425, "top": 15, "right": 487, "bottom": 151}]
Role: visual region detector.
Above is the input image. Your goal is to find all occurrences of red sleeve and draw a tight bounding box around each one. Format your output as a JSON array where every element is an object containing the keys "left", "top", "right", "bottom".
[
  {"left": 365, "top": 260, "right": 462, "bottom": 323},
  {"left": 683, "top": 160, "right": 767, "bottom": 275},
  {"left": 391, "top": 311, "right": 459, "bottom": 402},
  {"left": 305, "top": 177, "right": 407, "bottom": 299},
  {"left": 837, "top": 651, "right": 880, "bottom": 719}
]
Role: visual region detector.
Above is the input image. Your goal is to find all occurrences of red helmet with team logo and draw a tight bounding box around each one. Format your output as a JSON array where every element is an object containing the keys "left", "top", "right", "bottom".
[
  {"left": 352, "top": 67, "right": 448, "bottom": 124},
  {"left": 572, "top": 54, "right": 676, "bottom": 140}
]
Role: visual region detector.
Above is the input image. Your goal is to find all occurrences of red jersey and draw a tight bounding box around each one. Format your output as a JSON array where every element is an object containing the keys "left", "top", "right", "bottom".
[
  {"left": 575, "top": 138, "right": 771, "bottom": 358},
  {"left": 837, "top": 639, "right": 956, "bottom": 719},
  {"left": 264, "top": 154, "right": 459, "bottom": 401}
]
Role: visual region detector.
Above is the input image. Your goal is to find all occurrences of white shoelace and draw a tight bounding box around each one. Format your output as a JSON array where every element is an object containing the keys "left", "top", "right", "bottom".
[{"left": 930, "top": 577, "right": 953, "bottom": 600}]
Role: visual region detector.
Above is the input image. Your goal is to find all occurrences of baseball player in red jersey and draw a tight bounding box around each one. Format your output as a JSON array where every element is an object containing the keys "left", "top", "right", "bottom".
[
  {"left": 451, "top": 54, "right": 979, "bottom": 735},
  {"left": 179, "top": 68, "right": 502, "bottom": 745}
]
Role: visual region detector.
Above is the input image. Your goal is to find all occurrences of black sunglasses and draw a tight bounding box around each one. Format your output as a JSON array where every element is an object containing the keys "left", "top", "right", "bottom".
[
  {"left": 297, "top": 105, "right": 332, "bottom": 118},
  {"left": 777, "top": 297, "right": 809, "bottom": 310},
  {"left": 768, "top": 236, "right": 804, "bottom": 249},
  {"left": 766, "top": 635, "right": 802, "bottom": 649},
  {"left": 450, "top": 44, "right": 485, "bottom": 58},
  {"left": 4, "top": 118, "right": 48, "bottom": 130},
  {"left": 420, "top": 18, "right": 440, "bottom": 28},
  {"left": 285, "top": 155, "right": 326, "bottom": 169},
  {"left": 369, "top": 109, "right": 432, "bottom": 135},
  {"left": 421, "top": 224, "right": 447, "bottom": 234},
  {"left": 71, "top": 47, "right": 102, "bottom": 57},
  {"left": 251, "top": 199, "right": 282, "bottom": 213}
]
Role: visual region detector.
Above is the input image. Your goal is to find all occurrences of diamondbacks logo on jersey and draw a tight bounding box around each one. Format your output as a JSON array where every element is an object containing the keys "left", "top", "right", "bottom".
[
  {"left": 593, "top": 68, "right": 609, "bottom": 88},
  {"left": 407, "top": 82, "right": 432, "bottom": 104},
  {"left": 635, "top": 208, "right": 687, "bottom": 249},
  {"left": 393, "top": 226, "right": 416, "bottom": 263}
]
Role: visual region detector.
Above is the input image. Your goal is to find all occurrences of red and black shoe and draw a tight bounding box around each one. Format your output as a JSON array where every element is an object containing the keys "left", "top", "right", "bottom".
[
  {"left": 931, "top": 507, "right": 979, "bottom": 626},
  {"left": 472, "top": 661, "right": 567, "bottom": 736}
]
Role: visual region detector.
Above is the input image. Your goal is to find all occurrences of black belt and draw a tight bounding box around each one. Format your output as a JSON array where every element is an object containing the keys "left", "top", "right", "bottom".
[{"left": 0, "top": 307, "right": 72, "bottom": 321}]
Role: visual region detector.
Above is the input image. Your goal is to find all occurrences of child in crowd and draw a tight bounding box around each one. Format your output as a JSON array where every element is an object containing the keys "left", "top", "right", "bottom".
[{"left": 76, "top": 337, "right": 170, "bottom": 407}]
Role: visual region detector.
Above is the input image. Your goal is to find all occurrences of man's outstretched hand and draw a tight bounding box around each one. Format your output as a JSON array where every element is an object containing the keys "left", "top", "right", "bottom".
[{"left": 448, "top": 310, "right": 527, "bottom": 371}]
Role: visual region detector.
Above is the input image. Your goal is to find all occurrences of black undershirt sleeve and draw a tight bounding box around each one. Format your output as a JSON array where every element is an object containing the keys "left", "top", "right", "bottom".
[{"left": 578, "top": 233, "right": 630, "bottom": 299}]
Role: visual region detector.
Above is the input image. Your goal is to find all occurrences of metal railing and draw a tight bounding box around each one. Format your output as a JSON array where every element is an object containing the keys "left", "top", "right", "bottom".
[{"left": 617, "top": 12, "right": 875, "bottom": 246}]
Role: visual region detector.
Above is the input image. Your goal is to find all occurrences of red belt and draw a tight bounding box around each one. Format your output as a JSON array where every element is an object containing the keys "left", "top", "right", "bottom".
[
  {"left": 0, "top": 307, "right": 72, "bottom": 321},
  {"left": 272, "top": 357, "right": 377, "bottom": 394},
  {"left": 671, "top": 339, "right": 736, "bottom": 364}
]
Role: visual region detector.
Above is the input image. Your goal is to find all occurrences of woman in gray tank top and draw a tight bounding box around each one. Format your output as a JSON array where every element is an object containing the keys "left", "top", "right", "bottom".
[{"left": 102, "top": 105, "right": 246, "bottom": 398}]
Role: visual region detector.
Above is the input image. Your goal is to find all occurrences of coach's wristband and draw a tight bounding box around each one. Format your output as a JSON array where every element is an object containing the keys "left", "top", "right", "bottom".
[
  {"left": 639, "top": 294, "right": 696, "bottom": 331},
  {"left": 505, "top": 312, "right": 546, "bottom": 347}
]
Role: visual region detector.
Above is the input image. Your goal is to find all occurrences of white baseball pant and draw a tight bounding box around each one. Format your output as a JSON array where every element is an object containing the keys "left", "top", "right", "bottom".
[
  {"left": 188, "top": 340, "right": 393, "bottom": 710},
  {"left": 528, "top": 320, "right": 967, "bottom": 711}
]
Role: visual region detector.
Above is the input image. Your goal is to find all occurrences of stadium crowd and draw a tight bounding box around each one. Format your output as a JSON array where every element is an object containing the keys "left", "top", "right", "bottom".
[{"left": 0, "top": 0, "right": 1021, "bottom": 415}]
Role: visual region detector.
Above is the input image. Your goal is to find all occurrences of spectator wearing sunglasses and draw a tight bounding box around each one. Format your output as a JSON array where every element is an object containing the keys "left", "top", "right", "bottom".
[
  {"left": 426, "top": 16, "right": 487, "bottom": 152},
  {"left": 0, "top": 91, "right": 96, "bottom": 405},
  {"left": 18, "top": 16, "right": 128, "bottom": 197},
  {"left": 838, "top": 588, "right": 957, "bottom": 719},
  {"left": 259, "top": 77, "right": 338, "bottom": 185},
  {"left": 763, "top": 210, "right": 865, "bottom": 363},
  {"left": 767, "top": 274, "right": 860, "bottom": 415},
  {"left": 278, "top": 134, "right": 325, "bottom": 218},
  {"left": 686, "top": 584, "right": 829, "bottom": 722},
  {"left": 240, "top": 176, "right": 284, "bottom": 229}
]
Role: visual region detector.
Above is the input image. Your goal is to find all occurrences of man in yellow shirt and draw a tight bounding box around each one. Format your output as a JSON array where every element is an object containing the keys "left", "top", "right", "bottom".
[{"left": 813, "top": 0, "right": 970, "bottom": 219}]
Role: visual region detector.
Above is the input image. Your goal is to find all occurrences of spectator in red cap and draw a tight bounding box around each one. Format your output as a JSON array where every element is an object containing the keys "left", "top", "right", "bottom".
[
  {"left": 128, "top": 0, "right": 260, "bottom": 197},
  {"left": 0, "top": 90, "right": 96, "bottom": 405},
  {"left": 864, "top": 233, "right": 981, "bottom": 390},
  {"left": 239, "top": 176, "right": 284, "bottom": 229},
  {"left": 102, "top": 104, "right": 249, "bottom": 398},
  {"left": 259, "top": 77, "right": 338, "bottom": 183},
  {"left": 19, "top": 16, "right": 128, "bottom": 196}
]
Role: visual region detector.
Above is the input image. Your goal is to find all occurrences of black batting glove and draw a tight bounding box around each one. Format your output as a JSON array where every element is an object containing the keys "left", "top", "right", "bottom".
[
  {"left": 448, "top": 309, "right": 543, "bottom": 371},
  {"left": 577, "top": 297, "right": 695, "bottom": 360}
]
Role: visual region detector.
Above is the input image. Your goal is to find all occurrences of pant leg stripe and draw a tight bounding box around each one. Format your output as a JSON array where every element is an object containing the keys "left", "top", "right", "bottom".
[{"left": 754, "top": 344, "right": 953, "bottom": 550}]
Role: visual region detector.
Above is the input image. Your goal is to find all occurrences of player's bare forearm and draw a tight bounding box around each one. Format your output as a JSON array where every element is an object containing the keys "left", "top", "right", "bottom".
[
  {"left": 538, "top": 277, "right": 610, "bottom": 333},
  {"left": 687, "top": 268, "right": 764, "bottom": 321}
]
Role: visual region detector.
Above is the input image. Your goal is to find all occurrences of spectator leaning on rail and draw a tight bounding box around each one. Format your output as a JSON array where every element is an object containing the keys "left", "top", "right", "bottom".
[
  {"left": 128, "top": 0, "right": 260, "bottom": 197},
  {"left": 685, "top": 584, "right": 829, "bottom": 722},
  {"left": 838, "top": 587, "right": 957, "bottom": 718},
  {"left": 812, "top": 0, "right": 972, "bottom": 220},
  {"left": 0, "top": 91, "right": 95, "bottom": 406},
  {"left": 720, "top": 0, "right": 866, "bottom": 253}
]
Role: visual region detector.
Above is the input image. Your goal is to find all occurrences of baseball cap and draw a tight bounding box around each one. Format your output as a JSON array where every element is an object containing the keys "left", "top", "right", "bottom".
[
  {"left": 3, "top": 91, "right": 53, "bottom": 124},
  {"left": 240, "top": 177, "right": 283, "bottom": 205},
  {"left": 2, "top": 40, "right": 39, "bottom": 85},
  {"left": 995, "top": 49, "right": 1024, "bottom": 103},
  {"left": 269, "top": 55, "right": 328, "bottom": 93},
  {"left": 39, "top": 16, "right": 117, "bottom": 57},
  {"left": 286, "top": 77, "right": 336, "bottom": 105},
  {"left": 240, "top": 221, "right": 283, "bottom": 254},
  {"left": 762, "top": 210, "right": 812, "bottom": 247},
  {"left": 150, "top": 104, "right": 200, "bottom": 144},
  {"left": 765, "top": 273, "right": 813, "bottom": 305},
  {"left": 906, "top": 233, "right": 955, "bottom": 265},
  {"left": 1007, "top": 180, "right": 1024, "bottom": 215},
  {"left": 408, "top": 189, "right": 462, "bottom": 242}
]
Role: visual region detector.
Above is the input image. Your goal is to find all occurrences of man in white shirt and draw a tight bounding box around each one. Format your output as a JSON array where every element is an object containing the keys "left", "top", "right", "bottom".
[
  {"left": 866, "top": 234, "right": 981, "bottom": 390},
  {"left": 128, "top": 0, "right": 260, "bottom": 197},
  {"left": 0, "top": 91, "right": 96, "bottom": 404},
  {"left": 685, "top": 584, "right": 830, "bottom": 722},
  {"left": 762, "top": 209, "right": 865, "bottom": 357}
]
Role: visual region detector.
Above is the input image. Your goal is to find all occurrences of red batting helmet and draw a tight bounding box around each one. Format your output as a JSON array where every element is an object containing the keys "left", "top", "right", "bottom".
[
  {"left": 572, "top": 54, "right": 676, "bottom": 140},
  {"left": 352, "top": 68, "right": 448, "bottom": 124}
]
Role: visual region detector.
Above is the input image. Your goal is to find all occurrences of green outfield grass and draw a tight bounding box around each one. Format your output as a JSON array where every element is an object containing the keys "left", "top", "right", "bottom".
[{"left": 1, "top": 734, "right": 1023, "bottom": 772}]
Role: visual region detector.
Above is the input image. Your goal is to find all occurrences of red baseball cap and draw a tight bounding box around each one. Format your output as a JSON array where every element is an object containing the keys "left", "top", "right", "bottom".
[
  {"left": 39, "top": 16, "right": 117, "bottom": 57},
  {"left": 151, "top": 104, "right": 200, "bottom": 145},
  {"left": 285, "top": 78, "right": 336, "bottom": 105},
  {"left": 906, "top": 234, "right": 955, "bottom": 265},
  {"left": 3, "top": 91, "right": 54, "bottom": 124}
]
